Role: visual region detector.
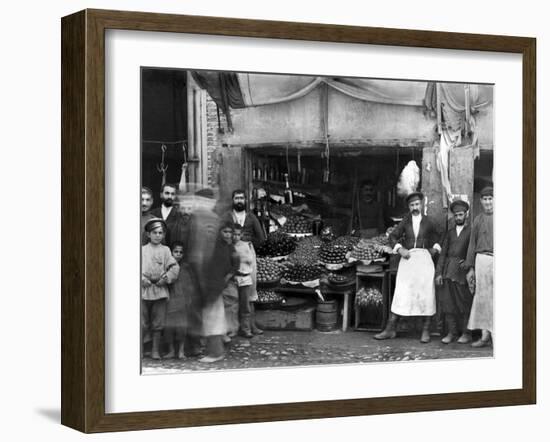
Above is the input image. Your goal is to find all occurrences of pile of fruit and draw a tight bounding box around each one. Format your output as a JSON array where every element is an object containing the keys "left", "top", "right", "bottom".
[
  {"left": 270, "top": 203, "right": 295, "bottom": 218},
  {"left": 257, "top": 289, "right": 284, "bottom": 304},
  {"left": 371, "top": 234, "right": 391, "bottom": 247},
  {"left": 327, "top": 272, "right": 353, "bottom": 286},
  {"left": 257, "top": 257, "right": 285, "bottom": 283},
  {"left": 283, "top": 262, "right": 323, "bottom": 283},
  {"left": 355, "top": 286, "right": 383, "bottom": 308},
  {"left": 332, "top": 235, "right": 361, "bottom": 250},
  {"left": 348, "top": 239, "right": 385, "bottom": 262},
  {"left": 287, "top": 236, "right": 323, "bottom": 265},
  {"left": 280, "top": 215, "right": 312, "bottom": 234},
  {"left": 257, "top": 232, "right": 297, "bottom": 257},
  {"left": 319, "top": 242, "right": 349, "bottom": 265}
]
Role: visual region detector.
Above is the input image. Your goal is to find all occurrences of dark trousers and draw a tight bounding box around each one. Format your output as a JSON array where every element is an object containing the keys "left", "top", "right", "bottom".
[
  {"left": 238, "top": 285, "right": 253, "bottom": 317},
  {"left": 141, "top": 298, "right": 167, "bottom": 333}
]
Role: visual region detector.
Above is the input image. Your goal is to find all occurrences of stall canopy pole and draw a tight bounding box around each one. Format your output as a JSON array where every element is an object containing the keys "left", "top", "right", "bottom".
[{"left": 322, "top": 83, "right": 330, "bottom": 183}]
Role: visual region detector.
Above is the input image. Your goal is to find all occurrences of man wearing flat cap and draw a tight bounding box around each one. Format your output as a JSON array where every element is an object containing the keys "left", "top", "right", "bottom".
[
  {"left": 464, "top": 186, "right": 494, "bottom": 348},
  {"left": 375, "top": 191, "right": 442, "bottom": 343},
  {"left": 435, "top": 199, "right": 473, "bottom": 344}
]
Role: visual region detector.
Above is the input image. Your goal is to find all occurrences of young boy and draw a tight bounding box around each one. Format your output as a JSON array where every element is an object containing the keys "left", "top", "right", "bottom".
[
  {"left": 142, "top": 218, "right": 180, "bottom": 360},
  {"left": 232, "top": 223, "right": 263, "bottom": 338},
  {"left": 164, "top": 241, "right": 193, "bottom": 359}
]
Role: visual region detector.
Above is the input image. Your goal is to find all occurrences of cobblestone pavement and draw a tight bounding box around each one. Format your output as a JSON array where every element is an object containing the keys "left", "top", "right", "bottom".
[{"left": 142, "top": 330, "right": 493, "bottom": 374}]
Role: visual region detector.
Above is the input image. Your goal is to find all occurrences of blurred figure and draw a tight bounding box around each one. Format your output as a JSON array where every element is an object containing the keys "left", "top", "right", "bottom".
[
  {"left": 169, "top": 192, "right": 196, "bottom": 252},
  {"left": 183, "top": 188, "right": 222, "bottom": 358},
  {"left": 355, "top": 179, "right": 385, "bottom": 238}
]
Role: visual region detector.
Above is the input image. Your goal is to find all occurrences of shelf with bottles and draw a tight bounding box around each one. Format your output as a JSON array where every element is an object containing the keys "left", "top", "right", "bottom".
[{"left": 252, "top": 179, "right": 321, "bottom": 193}]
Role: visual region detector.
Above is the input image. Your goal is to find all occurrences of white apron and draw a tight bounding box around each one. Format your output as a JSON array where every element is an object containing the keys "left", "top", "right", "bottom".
[
  {"left": 468, "top": 254, "right": 493, "bottom": 332},
  {"left": 391, "top": 248, "right": 436, "bottom": 316}
]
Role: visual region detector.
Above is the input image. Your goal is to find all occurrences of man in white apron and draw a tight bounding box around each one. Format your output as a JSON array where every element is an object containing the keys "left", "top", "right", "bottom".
[
  {"left": 465, "top": 186, "right": 494, "bottom": 348},
  {"left": 374, "top": 192, "right": 442, "bottom": 343}
]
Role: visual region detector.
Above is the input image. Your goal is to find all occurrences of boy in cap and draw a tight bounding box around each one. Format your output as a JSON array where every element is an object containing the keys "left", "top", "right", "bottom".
[
  {"left": 435, "top": 199, "right": 473, "bottom": 344},
  {"left": 141, "top": 218, "right": 180, "bottom": 360},
  {"left": 465, "top": 186, "right": 494, "bottom": 348},
  {"left": 375, "top": 191, "right": 442, "bottom": 343}
]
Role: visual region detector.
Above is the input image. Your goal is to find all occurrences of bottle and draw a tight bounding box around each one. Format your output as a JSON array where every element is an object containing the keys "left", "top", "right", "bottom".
[
  {"left": 284, "top": 173, "right": 294, "bottom": 205},
  {"left": 262, "top": 200, "right": 271, "bottom": 234},
  {"left": 252, "top": 188, "right": 262, "bottom": 219}
]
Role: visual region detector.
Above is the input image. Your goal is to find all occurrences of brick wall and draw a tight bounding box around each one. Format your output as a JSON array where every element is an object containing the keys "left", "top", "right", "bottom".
[{"left": 206, "top": 95, "right": 229, "bottom": 186}]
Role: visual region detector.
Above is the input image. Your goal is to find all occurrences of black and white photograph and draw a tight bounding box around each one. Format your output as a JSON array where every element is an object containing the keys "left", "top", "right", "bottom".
[{"left": 140, "top": 68, "right": 494, "bottom": 373}]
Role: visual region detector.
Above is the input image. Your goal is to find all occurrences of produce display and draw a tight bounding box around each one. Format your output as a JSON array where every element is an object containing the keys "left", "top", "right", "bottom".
[
  {"left": 370, "top": 233, "right": 391, "bottom": 247},
  {"left": 257, "top": 257, "right": 285, "bottom": 283},
  {"left": 257, "top": 232, "right": 297, "bottom": 257},
  {"left": 257, "top": 289, "right": 285, "bottom": 304},
  {"left": 332, "top": 235, "right": 361, "bottom": 250},
  {"left": 348, "top": 239, "right": 384, "bottom": 261},
  {"left": 327, "top": 272, "right": 354, "bottom": 286},
  {"left": 319, "top": 242, "right": 350, "bottom": 265},
  {"left": 269, "top": 203, "right": 295, "bottom": 218},
  {"left": 287, "top": 235, "right": 323, "bottom": 265},
  {"left": 283, "top": 262, "right": 323, "bottom": 283},
  {"left": 280, "top": 215, "right": 312, "bottom": 234},
  {"left": 355, "top": 286, "right": 383, "bottom": 308}
]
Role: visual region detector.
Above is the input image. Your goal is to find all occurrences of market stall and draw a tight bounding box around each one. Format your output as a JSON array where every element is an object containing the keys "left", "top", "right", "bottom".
[{"left": 187, "top": 71, "right": 494, "bottom": 333}]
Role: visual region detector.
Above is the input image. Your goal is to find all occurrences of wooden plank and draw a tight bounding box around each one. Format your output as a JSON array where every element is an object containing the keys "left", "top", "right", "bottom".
[
  {"left": 61, "top": 10, "right": 86, "bottom": 432},
  {"left": 421, "top": 147, "right": 447, "bottom": 231},
  {"left": 449, "top": 145, "right": 474, "bottom": 220}
]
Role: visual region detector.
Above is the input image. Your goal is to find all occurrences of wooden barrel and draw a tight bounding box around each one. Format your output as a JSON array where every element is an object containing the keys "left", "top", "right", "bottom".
[{"left": 316, "top": 300, "right": 338, "bottom": 331}]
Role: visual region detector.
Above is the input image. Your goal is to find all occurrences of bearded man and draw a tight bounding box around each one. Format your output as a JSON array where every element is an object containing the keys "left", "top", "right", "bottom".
[
  {"left": 151, "top": 183, "right": 180, "bottom": 246},
  {"left": 221, "top": 189, "right": 266, "bottom": 249},
  {"left": 221, "top": 189, "right": 266, "bottom": 336}
]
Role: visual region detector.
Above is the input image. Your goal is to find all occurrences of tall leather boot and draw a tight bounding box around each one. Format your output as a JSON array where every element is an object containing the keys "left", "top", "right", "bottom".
[
  {"left": 151, "top": 331, "right": 162, "bottom": 360},
  {"left": 374, "top": 313, "right": 399, "bottom": 340},
  {"left": 250, "top": 303, "right": 264, "bottom": 335},
  {"left": 441, "top": 314, "right": 458, "bottom": 344},
  {"left": 420, "top": 316, "right": 432, "bottom": 343}
]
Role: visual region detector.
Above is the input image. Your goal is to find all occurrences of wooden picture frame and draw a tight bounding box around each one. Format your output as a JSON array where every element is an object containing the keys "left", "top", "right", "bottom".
[{"left": 61, "top": 9, "right": 536, "bottom": 433}]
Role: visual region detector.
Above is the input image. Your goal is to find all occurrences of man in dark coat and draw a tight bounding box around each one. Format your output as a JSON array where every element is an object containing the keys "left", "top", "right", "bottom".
[
  {"left": 220, "top": 189, "right": 266, "bottom": 249},
  {"left": 221, "top": 189, "right": 266, "bottom": 335},
  {"left": 374, "top": 191, "right": 442, "bottom": 343},
  {"left": 150, "top": 183, "right": 180, "bottom": 246},
  {"left": 435, "top": 199, "right": 473, "bottom": 344}
]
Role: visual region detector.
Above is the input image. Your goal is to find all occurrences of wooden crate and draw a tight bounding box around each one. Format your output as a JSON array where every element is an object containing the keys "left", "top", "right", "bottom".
[{"left": 255, "top": 306, "right": 316, "bottom": 331}]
